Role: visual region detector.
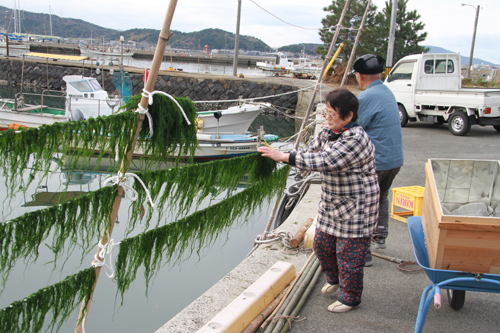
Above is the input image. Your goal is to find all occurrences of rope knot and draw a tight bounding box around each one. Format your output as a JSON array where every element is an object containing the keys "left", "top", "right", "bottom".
[
  {"left": 92, "top": 239, "right": 121, "bottom": 278},
  {"left": 103, "top": 172, "right": 155, "bottom": 208}
]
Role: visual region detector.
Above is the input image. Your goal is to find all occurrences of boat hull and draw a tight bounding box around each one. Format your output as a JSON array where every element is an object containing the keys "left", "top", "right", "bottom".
[
  {"left": 0, "top": 107, "right": 66, "bottom": 130},
  {"left": 197, "top": 103, "right": 268, "bottom": 134}
]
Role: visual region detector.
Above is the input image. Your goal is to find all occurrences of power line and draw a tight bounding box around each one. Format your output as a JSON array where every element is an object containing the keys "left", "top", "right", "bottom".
[{"left": 249, "top": 0, "right": 319, "bottom": 31}]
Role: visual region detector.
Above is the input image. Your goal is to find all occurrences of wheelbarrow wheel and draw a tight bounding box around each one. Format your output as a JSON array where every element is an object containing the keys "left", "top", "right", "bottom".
[{"left": 447, "top": 289, "right": 466, "bottom": 310}]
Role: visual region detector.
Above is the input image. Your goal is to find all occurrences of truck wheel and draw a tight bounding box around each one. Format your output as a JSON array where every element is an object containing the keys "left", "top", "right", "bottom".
[
  {"left": 493, "top": 125, "right": 500, "bottom": 132},
  {"left": 399, "top": 105, "right": 408, "bottom": 127},
  {"left": 448, "top": 111, "right": 471, "bottom": 136}
]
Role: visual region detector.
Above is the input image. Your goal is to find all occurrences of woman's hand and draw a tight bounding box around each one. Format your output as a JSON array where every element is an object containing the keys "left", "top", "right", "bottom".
[{"left": 257, "top": 146, "right": 290, "bottom": 163}]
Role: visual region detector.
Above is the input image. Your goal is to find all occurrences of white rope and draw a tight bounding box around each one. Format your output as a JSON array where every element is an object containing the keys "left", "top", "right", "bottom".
[
  {"left": 284, "top": 172, "right": 321, "bottom": 210},
  {"left": 91, "top": 239, "right": 121, "bottom": 278},
  {"left": 193, "top": 83, "right": 321, "bottom": 104},
  {"left": 138, "top": 89, "right": 155, "bottom": 138},
  {"left": 147, "top": 90, "right": 192, "bottom": 126},
  {"left": 103, "top": 172, "right": 155, "bottom": 208}
]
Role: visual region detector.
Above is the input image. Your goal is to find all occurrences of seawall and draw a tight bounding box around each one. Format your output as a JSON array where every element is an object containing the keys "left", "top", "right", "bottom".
[{"left": 0, "top": 56, "right": 321, "bottom": 114}]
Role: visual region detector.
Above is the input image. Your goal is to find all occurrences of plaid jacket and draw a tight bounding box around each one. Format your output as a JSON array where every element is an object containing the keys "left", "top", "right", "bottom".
[{"left": 289, "top": 125, "right": 379, "bottom": 238}]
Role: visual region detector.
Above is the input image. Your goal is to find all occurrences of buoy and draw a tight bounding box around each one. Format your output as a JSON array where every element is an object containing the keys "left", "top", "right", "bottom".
[
  {"left": 8, "top": 123, "right": 27, "bottom": 130},
  {"left": 195, "top": 118, "right": 204, "bottom": 132}
]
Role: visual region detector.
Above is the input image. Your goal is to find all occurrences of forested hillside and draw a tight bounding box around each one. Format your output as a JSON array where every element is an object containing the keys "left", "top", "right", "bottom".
[{"left": 1, "top": 5, "right": 320, "bottom": 53}]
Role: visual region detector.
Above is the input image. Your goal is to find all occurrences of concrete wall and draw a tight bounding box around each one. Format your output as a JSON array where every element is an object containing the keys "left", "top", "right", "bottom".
[{"left": 0, "top": 57, "right": 300, "bottom": 111}]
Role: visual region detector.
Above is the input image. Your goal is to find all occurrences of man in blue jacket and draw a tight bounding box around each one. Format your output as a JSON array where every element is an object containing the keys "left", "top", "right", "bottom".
[{"left": 353, "top": 54, "right": 404, "bottom": 267}]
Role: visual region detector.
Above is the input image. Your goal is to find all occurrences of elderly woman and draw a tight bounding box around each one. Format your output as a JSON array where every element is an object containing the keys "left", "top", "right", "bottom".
[{"left": 257, "top": 88, "right": 379, "bottom": 313}]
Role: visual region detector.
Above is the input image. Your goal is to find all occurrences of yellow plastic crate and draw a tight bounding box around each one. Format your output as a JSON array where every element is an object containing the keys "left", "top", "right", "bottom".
[{"left": 391, "top": 186, "right": 425, "bottom": 223}]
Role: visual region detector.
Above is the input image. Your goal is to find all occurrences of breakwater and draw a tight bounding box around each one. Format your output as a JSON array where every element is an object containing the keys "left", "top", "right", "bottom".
[{"left": 0, "top": 56, "right": 303, "bottom": 112}]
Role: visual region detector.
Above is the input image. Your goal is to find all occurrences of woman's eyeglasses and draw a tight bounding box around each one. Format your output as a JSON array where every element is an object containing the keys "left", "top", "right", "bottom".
[{"left": 323, "top": 107, "right": 339, "bottom": 119}]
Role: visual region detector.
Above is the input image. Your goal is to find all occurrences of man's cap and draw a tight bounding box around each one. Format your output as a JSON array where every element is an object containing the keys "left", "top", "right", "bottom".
[{"left": 353, "top": 54, "right": 385, "bottom": 74}]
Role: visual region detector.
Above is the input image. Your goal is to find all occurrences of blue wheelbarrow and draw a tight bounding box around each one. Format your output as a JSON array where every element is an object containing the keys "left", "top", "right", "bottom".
[{"left": 407, "top": 216, "right": 500, "bottom": 333}]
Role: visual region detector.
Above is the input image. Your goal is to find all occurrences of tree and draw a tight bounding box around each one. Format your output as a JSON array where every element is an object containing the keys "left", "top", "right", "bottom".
[
  {"left": 317, "top": 0, "right": 429, "bottom": 65},
  {"left": 318, "top": 0, "right": 384, "bottom": 62},
  {"left": 380, "top": 0, "right": 429, "bottom": 65}
]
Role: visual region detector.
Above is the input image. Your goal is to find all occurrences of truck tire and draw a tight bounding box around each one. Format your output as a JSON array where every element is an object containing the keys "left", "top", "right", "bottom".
[
  {"left": 448, "top": 111, "right": 471, "bottom": 136},
  {"left": 493, "top": 125, "right": 500, "bottom": 132},
  {"left": 399, "top": 104, "right": 408, "bottom": 127}
]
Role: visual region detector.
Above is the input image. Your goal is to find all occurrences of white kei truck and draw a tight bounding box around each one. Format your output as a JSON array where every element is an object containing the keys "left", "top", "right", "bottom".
[{"left": 384, "top": 53, "right": 500, "bottom": 136}]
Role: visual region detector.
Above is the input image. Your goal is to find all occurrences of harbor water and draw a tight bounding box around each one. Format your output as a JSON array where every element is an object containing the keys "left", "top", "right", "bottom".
[
  {"left": 92, "top": 54, "right": 276, "bottom": 77},
  {"left": 0, "top": 85, "right": 298, "bottom": 332}
]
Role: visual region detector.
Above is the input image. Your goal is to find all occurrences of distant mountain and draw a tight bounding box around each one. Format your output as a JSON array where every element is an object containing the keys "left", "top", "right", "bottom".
[
  {"left": 276, "top": 43, "right": 322, "bottom": 57},
  {"left": 0, "top": 5, "right": 277, "bottom": 52},
  {"left": 425, "top": 46, "right": 495, "bottom": 67}
]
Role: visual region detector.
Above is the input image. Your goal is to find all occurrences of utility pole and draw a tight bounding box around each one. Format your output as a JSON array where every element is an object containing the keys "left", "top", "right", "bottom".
[
  {"left": 4, "top": 10, "right": 9, "bottom": 57},
  {"left": 462, "top": 3, "right": 480, "bottom": 79},
  {"left": 232, "top": 0, "right": 241, "bottom": 76},
  {"left": 385, "top": 0, "right": 398, "bottom": 77}
]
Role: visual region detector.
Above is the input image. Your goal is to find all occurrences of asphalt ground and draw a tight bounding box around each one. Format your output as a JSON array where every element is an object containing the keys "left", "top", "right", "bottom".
[{"left": 158, "top": 121, "right": 500, "bottom": 333}]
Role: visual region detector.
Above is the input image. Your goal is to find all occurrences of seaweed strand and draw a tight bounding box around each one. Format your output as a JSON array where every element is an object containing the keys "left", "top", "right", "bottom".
[
  {"left": 115, "top": 165, "right": 290, "bottom": 299},
  {"left": 0, "top": 267, "right": 96, "bottom": 333}
]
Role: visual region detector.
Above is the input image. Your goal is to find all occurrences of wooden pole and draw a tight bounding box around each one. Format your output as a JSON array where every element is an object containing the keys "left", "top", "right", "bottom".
[
  {"left": 74, "top": 1, "right": 178, "bottom": 332},
  {"left": 340, "top": 0, "right": 372, "bottom": 88},
  {"left": 262, "top": 0, "right": 352, "bottom": 236},
  {"left": 290, "top": 217, "right": 314, "bottom": 248}
]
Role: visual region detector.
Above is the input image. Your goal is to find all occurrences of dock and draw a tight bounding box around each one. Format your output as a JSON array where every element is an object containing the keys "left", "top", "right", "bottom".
[{"left": 157, "top": 123, "right": 500, "bottom": 333}]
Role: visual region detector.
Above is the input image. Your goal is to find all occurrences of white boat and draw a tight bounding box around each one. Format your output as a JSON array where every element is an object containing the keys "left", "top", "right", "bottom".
[
  {"left": 1, "top": 75, "right": 266, "bottom": 137},
  {"left": 292, "top": 58, "right": 320, "bottom": 74},
  {"left": 0, "top": 75, "right": 121, "bottom": 130},
  {"left": 79, "top": 45, "right": 134, "bottom": 58},
  {"left": 136, "top": 133, "right": 279, "bottom": 161},
  {"left": 197, "top": 103, "right": 269, "bottom": 135},
  {"left": 63, "top": 75, "right": 122, "bottom": 118},
  {"left": 256, "top": 52, "right": 295, "bottom": 73}
]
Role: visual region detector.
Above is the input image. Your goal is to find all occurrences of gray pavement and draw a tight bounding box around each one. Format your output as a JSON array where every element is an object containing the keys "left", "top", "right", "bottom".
[{"left": 158, "top": 123, "right": 500, "bottom": 333}]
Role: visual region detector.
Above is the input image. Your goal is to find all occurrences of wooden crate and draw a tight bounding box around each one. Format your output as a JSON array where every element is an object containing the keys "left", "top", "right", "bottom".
[{"left": 422, "top": 159, "right": 500, "bottom": 274}]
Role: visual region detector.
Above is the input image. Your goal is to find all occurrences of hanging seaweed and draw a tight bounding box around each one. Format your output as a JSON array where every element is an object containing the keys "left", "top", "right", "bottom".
[
  {"left": 122, "top": 93, "right": 198, "bottom": 164},
  {"left": 0, "top": 267, "right": 96, "bottom": 333},
  {"left": 114, "top": 165, "right": 289, "bottom": 300},
  {"left": 0, "top": 185, "right": 118, "bottom": 289},
  {"left": 0, "top": 112, "right": 138, "bottom": 194},
  {"left": 127, "top": 153, "right": 278, "bottom": 231}
]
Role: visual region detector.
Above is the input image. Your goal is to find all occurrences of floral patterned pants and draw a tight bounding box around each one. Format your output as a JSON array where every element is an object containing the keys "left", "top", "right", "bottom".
[{"left": 314, "top": 230, "right": 370, "bottom": 306}]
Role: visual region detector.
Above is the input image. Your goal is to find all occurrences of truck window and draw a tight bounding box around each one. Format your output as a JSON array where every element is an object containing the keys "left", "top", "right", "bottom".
[
  {"left": 387, "top": 62, "right": 414, "bottom": 82},
  {"left": 424, "top": 59, "right": 454, "bottom": 74}
]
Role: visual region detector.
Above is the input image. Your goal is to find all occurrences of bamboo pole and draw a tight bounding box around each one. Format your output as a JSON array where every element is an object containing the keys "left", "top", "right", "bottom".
[
  {"left": 280, "top": 263, "right": 323, "bottom": 333},
  {"left": 241, "top": 287, "right": 290, "bottom": 333},
  {"left": 262, "top": 0, "right": 352, "bottom": 236},
  {"left": 260, "top": 252, "right": 316, "bottom": 331},
  {"left": 270, "top": 259, "right": 320, "bottom": 333},
  {"left": 74, "top": 1, "right": 178, "bottom": 332},
  {"left": 340, "top": 0, "right": 372, "bottom": 88}
]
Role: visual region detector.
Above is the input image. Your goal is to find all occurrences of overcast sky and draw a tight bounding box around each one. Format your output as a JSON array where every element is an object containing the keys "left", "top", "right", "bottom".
[{"left": 8, "top": 0, "right": 500, "bottom": 64}]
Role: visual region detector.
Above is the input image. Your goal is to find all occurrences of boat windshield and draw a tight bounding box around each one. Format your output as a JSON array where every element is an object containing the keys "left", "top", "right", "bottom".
[
  {"left": 89, "top": 79, "right": 103, "bottom": 91},
  {"left": 69, "top": 81, "right": 93, "bottom": 93}
]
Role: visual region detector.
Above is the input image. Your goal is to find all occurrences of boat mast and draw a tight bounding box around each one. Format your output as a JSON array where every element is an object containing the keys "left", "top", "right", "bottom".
[
  {"left": 13, "top": 1, "right": 17, "bottom": 34},
  {"left": 49, "top": 5, "right": 53, "bottom": 37},
  {"left": 17, "top": 0, "right": 21, "bottom": 35}
]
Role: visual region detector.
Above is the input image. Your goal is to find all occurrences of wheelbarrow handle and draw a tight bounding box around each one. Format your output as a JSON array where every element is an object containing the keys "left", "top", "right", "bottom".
[{"left": 434, "top": 286, "right": 442, "bottom": 309}]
